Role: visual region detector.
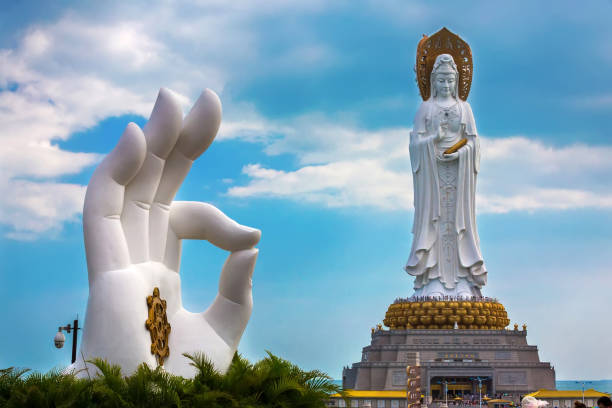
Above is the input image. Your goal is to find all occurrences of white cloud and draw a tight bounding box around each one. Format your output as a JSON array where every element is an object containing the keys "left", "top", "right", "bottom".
[
  {"left": 3, "top": 0, "right": 612, "bottom": 240},
  {"left": 229, "top": 161, "right": 410, "bottom": 209},
  {"left": 224, "top": 117, "right": 612, "bottom": 214},
  {"left": 217, "top": 105, "right": 291, "bottom": 143},
  {"left": 0, "top": 1, "right": 339, "bottom": 239},
  {"left": 0, "top": 39, "right": 151, "bottom": 239},
  {"left": 479, "top": 188, "right": 612, "bottom": 213},
  {"left": 0, "top": 180, "right": 87, "bottom": 240}
]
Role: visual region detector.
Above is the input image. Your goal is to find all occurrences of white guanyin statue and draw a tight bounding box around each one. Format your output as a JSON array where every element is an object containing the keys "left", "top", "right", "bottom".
[{"left": 405, "top": 50, "right": 487, "bottom": 298}]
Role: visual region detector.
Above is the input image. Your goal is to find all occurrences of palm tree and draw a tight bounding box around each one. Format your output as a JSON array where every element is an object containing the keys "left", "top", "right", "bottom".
[
  {"left": 184, "top": 351, "right": 342, "bottom": 407},
  {"left": 0, "top": 351, "right": 342, "bottom": 407},
  {"left": 0, "top": 366, "right": 91, "bottom": 407}
]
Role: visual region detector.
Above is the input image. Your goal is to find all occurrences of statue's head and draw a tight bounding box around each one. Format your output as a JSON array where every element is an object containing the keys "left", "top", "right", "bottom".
[{"left": 430, "top": 54, "right": 458, "bottom": 99}]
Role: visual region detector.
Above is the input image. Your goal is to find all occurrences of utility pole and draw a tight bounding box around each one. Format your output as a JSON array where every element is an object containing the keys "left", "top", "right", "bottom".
[{"left": 70, "top": 318, "right": 79, "bottom": 364}]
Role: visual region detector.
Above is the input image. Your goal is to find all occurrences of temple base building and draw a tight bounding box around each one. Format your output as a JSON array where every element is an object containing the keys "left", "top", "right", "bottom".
[
  {"left": 329, "top": 299, "right": 556, "bottom": 408},
  {"left": 341, "top": 327, "right": 555, "bottom": 401}
]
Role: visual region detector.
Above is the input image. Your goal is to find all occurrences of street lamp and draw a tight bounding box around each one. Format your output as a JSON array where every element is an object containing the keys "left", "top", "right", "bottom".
[
  {"left": 436, "top": 379, "right": 456, "bottom": 408},
  {"left": 470, "top": 377, "right": 487, "bottom": 408},
  {"left": 54, "top": 318, "right": 80, "bottom": 364},
  {"left": 442, "top": 380, "right": 449, "bottom": 408},
  {"left": 574, "top": 381, "right": 593, "bottom": 404}
]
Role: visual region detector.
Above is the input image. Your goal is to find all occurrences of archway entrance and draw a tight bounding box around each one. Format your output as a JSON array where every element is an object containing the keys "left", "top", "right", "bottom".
[{"left": 430, "top": 376, "right": 492, "bottom": 402}]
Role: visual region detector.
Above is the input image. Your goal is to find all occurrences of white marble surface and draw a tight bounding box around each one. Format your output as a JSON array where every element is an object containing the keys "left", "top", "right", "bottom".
[
  {"left": 405, "top": 54, "right": 487, "bottom": 298},
  {"left": 70, "top": 88, "right": 260, "bottom": 377}
]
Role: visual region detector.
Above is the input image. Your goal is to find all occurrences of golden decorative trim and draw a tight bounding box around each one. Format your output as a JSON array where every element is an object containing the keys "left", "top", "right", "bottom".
[
  {"left": 383, "top": 299, "right": 510, "bottom": 330},
  {"left": 416, "top": 27, "right": 473, "bottom": 101},
  {"left": 145, "top": 287, "right": 171, "bottom": 366}
]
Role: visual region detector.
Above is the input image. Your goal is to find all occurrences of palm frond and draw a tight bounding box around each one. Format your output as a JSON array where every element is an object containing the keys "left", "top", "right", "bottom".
[
  {"left": 183, "top": 352, "right": 223, "bottom": 390},
  {"left": 2, "top": 352, "right": 339, "bottom": 407}
]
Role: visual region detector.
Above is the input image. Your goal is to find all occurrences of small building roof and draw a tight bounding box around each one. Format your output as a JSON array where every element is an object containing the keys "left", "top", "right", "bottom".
[
  {"left": 525, "top": 389, "right": 610, "bottom": 399},
  {"left": 330, "top": 389, "right": 407, "bottom": 398}
]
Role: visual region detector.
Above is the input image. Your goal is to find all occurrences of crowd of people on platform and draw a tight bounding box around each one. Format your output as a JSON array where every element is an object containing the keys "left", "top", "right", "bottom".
[
  {"left": 520, "top": 396, "right": 612, "bottom": 408},
  {"left": 393, "top": 295, "right": 499, "bottom": 304},
  {"left": 427, "top": 395, "right": 612, "bottom": 408}
]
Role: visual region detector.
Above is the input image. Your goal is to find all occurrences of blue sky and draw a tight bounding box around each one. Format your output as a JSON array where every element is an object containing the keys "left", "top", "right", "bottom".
[{"left": 1, "top": 0, "right": 612, "bottom": 381}]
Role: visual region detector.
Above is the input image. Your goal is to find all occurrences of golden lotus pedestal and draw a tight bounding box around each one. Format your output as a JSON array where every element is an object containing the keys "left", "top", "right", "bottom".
[{"left": 383, "top": 299, "right": 511, "bottom": 331}]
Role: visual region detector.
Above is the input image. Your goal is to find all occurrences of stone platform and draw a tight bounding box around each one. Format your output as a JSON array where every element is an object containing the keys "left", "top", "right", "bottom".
[{"left": 342, "top": 327, "right": 555, "bottom": 400}]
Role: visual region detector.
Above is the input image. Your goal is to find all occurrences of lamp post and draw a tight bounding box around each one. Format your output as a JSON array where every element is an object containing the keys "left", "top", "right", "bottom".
[
  {"left": 470, "top": 377, "right": 487, "bottom": 408},
  {"left": 574, "top": 381, "right": 592, "bottom": 405},
  {"left": 437, "top": 379, "right": 456, "bottom": 408},
  {"left": 444, "top": 380, "right": 448, "bottom": 407},
  {"left": 54, "top": 318, "right": 80, "bottom": 364}
]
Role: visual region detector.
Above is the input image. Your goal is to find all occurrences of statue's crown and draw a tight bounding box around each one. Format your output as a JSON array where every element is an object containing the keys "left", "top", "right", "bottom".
[
  {"left": 415, "top": 28, "right": 473, "bottom": 101},
  {"left": 432, "top": 54, "right": 458, "bottom": 75}
]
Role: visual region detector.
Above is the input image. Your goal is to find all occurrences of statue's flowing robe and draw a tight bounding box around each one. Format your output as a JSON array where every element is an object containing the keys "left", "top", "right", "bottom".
[{"left": 405, "top": 99, "right": 487, "bottom": 290}]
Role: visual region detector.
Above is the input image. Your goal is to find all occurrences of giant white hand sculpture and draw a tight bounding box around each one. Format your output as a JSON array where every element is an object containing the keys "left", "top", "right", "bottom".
[{"left": 73, "top": 88, "right": 260, "bottom": 378}]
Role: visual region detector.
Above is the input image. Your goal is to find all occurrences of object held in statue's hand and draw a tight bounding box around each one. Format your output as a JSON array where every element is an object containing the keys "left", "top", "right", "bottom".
[{"left": 444, "top": 138, "right": 467, "bottom": 155}]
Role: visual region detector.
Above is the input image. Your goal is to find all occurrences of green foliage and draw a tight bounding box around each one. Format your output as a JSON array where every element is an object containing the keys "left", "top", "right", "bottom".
[{"left": 0, "top": 351, "right": 341, "bottom": 407}]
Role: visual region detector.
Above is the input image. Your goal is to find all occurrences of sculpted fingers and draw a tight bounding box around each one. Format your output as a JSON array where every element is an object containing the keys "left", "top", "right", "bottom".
[
  {"left": 167, "top": 199, "right": 260, "bottom": 349},
  {"left": 174, "top": 89, "right": 222, "bottom": 160},
  {"left": 101, "top": 123, "right": 147, "bottom": 186},
  {"left": 164, "top": 201, "right": 260, "bottom": 274},
  {"left": 203, "top": 249, "right": 258, "bottom": 349},
  {"left": 217, "top": 248, "right": 258, "bottom": 305},
  {"left": 149, "top": 90, "right": 222, "bottom": 261},
  {"left": 143, "top": 88, "right": 184, "bottom": 159},
  {"left": 153, "top": 89, "right": 222, "bottom": 205},
  {"left": 83, "top": 123, "right": 146, "bottom": 276},
  {"left": 169, "top": 201, "right": 261, "bottom": 250},
  {"left": 122, "top": 89, "right": 183, "bottom": 263}
]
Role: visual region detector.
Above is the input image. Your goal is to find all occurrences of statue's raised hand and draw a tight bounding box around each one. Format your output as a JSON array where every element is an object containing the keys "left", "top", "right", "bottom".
[
  {"left": 73, "top": 89, "right": 260, "bottom": 378},
  {"left": 440, "top": 151, "right": 459, "bottom": 162}
]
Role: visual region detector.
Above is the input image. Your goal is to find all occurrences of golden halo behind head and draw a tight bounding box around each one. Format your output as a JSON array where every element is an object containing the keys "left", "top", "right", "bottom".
[{"left": 416, "top": 27, "right": 473, "bottom": 101}]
